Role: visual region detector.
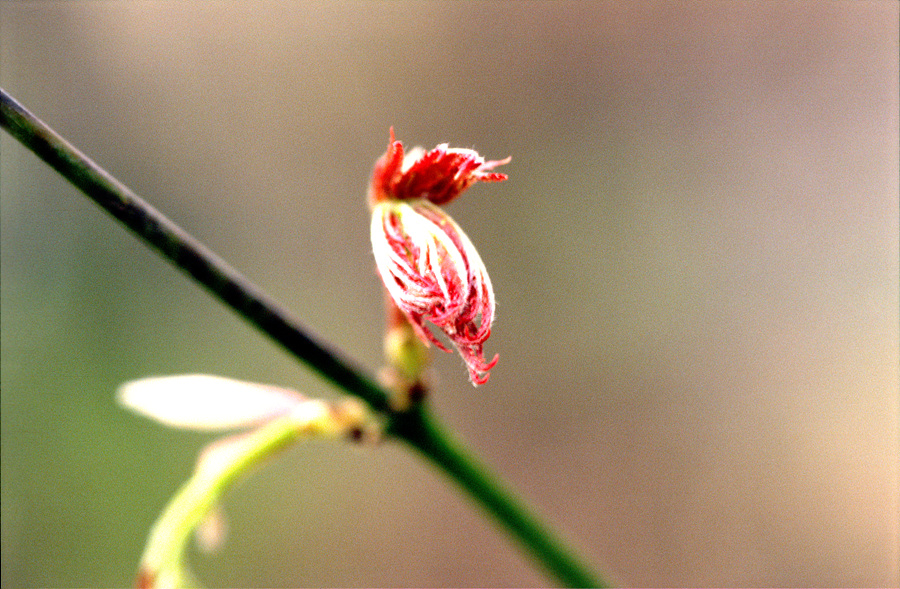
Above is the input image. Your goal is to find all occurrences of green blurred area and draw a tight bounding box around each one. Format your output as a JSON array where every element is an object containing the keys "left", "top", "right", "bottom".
[{"left": 2, "top": 2, "right": 897, "bottom": 587}]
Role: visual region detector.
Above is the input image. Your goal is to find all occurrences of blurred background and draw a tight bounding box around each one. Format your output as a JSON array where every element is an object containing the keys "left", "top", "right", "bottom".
[{"left": 2, "top": 2, "right": 897, "bottom": 587}]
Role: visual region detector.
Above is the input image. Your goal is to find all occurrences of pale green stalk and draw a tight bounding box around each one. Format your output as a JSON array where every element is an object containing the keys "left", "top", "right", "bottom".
[{"left": 140, "top": 418, "right": 305, "bottom": 588}]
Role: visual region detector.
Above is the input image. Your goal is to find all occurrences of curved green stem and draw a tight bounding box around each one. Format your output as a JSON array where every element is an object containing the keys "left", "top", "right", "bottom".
[
  {"left": 139, "top": 417, "right": 307, "bottom": 589},
  {"left": 1, "top": 88, "right": 610, "bottom": 588}
]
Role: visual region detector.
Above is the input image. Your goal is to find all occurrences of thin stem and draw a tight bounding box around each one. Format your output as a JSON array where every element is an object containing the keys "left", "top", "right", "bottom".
[
  {"left": 1, "top": 88, "right": 609, "bottom": 588},
  {"left": 0, "top": 89, "right": 390, "bottom": 414},
  {"left": 139, "top": 418, "right": 306, "bottom": 589}
]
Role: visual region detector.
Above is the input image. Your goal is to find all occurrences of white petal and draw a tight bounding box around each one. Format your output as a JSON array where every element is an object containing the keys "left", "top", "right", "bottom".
[{"left": 117, "top": 374, "right": 306, "bottom": 431}]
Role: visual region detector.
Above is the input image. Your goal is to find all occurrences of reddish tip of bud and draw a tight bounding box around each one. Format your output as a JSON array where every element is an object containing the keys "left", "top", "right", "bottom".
[
  {"left": 135, "top": 569, "right": 155, "bottom": 589},
  {"left": 369, "top": 129, "right": 510, "bottom": 206}
]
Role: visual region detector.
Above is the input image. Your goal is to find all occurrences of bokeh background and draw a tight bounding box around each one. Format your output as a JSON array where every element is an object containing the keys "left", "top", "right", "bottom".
[{"left": 2, "top": 2, "right": 897, "bottom": 587}]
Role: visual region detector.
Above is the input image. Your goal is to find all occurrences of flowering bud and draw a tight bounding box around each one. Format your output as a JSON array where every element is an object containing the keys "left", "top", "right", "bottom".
[{"left": 369, "top": 130, "right": 509, "bottom": 385}]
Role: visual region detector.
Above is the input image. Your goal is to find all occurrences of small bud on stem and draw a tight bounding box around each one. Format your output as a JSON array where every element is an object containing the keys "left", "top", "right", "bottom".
[{"left": 368, "top": 130, "right": 508, "bottom": 386}]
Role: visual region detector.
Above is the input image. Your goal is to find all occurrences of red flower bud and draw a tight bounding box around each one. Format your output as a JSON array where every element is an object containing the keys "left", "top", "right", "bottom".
[{"left": 369, "top": 130, "right": 509, "bottom": 385}]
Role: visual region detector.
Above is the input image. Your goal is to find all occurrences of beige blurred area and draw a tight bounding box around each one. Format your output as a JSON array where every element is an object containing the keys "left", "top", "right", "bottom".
[{"left": 1, "top": 2, "right": 897, "bottom": 587}]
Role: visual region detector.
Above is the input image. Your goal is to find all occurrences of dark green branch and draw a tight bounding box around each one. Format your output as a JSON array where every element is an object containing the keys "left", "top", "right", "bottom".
[
  {"left": 1, "top": 87, "right": 609, "bottom": 588},
  {"left": 0, "top": 88, "right": 390, "bottom": 413}
]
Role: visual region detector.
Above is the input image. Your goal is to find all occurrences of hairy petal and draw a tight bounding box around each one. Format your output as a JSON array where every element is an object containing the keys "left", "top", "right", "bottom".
[{"left": 371, "top": 200, "right": 498, "bottom": 384}]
